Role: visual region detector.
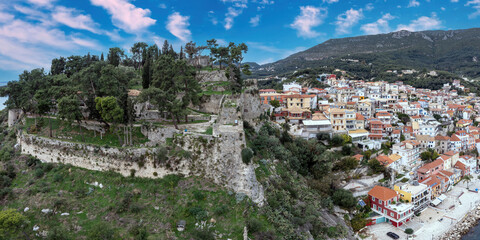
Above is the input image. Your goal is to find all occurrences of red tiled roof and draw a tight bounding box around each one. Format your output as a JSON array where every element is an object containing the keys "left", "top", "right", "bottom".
[
  {"left": 444, "top": 151, "right": 458, "bottom": 156},
  {"left": 454, "top": 161, "right": 467, "bottom": 172},
  {"left": 450, "top": 135, "right": 461, "bottom": 141},
  {"left": 368, "top": 185, "right": 398, "bottom": 202},
  {"left": 259, "top": 89, "right": 276, "bottom": 92},
  {"left": 418, "top": 159, "right": 444, "bottom": 173},
  {"left": 435, "top": 135, "right": 450, "bottom": 141}
]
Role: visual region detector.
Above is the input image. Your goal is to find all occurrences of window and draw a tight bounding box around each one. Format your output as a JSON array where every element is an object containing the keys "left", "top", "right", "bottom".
[{"left": 379, "top": 200, "right": 382, "bottom": 204}]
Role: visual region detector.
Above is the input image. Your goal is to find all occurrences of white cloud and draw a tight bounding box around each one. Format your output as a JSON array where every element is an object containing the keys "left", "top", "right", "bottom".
[
  {"left": 0, "top": 11, "right": 14, "bottom": 23},
  {"left": 335, "top": 8, "right": 364, "bottom": 35},
  {"left": 166, "top": 12, "right": 191, "bottom": 42},
  {"left": 13, "top": 5, "right": 54, "bottom": 26},
  {"left": 441, "top": 7, "right": 446, "bottom": 11},
  {"left": 451, "top": 0, "right": 459, "bottom": 2},
  {"left": 224, "top": 7, "right": 244, "bottom": 30},
  {"left": 0, "top": 16, "right": 100, "bottom": 71},
  {"left": 361, "top": 13, "right": 395, "bottom": 35},
  {"left": 466, "top": 0, "right": 480, "bottom": 19},
  {"left": 52, "top": 6, "right": 100, "bottom": 34},
  {"left": 365, "top": 3, "right": 374, "bottom": 11},
  {"left": 396, "top": 14, "right": 442, "bottom": 31},
  {"left": 90, "top": 0, "right": 156, "bottom": 33},
  {"left": 290, "top": 6, "right": 327, "bottom": 38},
  {"left": 208, "top": 11, "right": 218, "bottom": 25},
  {"left": 216, "top": 39, "right": 228, "bottom": 46},
  {"left": 254, "top": 0, "right": 274, "bottom": 10},
  {"left": 250, "top": 15, "right": 260, "bottom": 27},
  {"left": 27, "top": 0, "right": 56, "bottom": 7},
  {"left": 407, "top": 0, "right": 420, "bottom": 8},
  {"left": 323, "top": 0, "right": 339, "bottom": 3},
  {"left": 0, "top": 37, "right": 54, "bottom": 70},
  {"left": 158, "top": 3, "right": 167, "bottom": 9}
]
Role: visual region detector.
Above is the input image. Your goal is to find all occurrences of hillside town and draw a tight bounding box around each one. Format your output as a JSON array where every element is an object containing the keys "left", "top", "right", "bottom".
[{"left": 259, "top": 75, "right": 480, "bottom": 239}]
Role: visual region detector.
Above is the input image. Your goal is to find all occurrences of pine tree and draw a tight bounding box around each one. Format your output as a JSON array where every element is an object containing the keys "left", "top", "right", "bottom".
[
  {"left": 162, "top": 40, "right": 169, "bottom": 55},
  {"left": 179, "top": 46, "right": 184, "bottom": 60},
  {"left": 100, "top": 53, "right": 104, "bottom": 61}
]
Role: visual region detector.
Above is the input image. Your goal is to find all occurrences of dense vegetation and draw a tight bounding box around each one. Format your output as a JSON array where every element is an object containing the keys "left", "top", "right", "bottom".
[
  {"left": 0, "top": 39, "right": 250, "bottom": 141},
  {"left": 244, "top": 122, "right": 363, "bottom": 239}
]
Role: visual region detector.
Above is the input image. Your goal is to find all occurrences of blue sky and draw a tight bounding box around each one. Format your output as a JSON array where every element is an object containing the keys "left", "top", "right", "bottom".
[{"left": 0, "top": 0, "right": 480, "bottom": 84}]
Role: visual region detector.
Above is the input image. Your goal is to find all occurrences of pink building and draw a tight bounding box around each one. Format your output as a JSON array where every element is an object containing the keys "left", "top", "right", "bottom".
[{"left": 417, "top": 159, "right": 444, "bottom": 181}]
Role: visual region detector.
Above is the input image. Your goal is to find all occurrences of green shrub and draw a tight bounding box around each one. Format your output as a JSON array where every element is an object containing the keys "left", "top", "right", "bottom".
[
  {"left": 129, "top": 224, "right": 148, "bottom": 240},
  {"left": 161, "top": 174, "right": 182, "bottom": 188},
  {"left": 350, "top": 214, "right": 367, "bottom": 232},
  {"left": 405, "top": 228, "right": 414, "bottom": 234},
  {"left": 0, "top": 146, "right": 13, "bottom": 162},
  {"left": 193, "top": 190, "right": 205, "bottom": 201},
  {"left": 331, "top": 135, "right": 344, "bottom": 146},
  {"left": 241, "top": 148, "right": 254, "bottom": 164},
  {"left": 246, "top": 218, "right": 263, "bottom": 234},
  {"left": 332, "top": 189, "right": 356, "bottom": 209},
  {"left": 46, "top": 226, "right": 71, "bottom": 240},
  {"left": 34, "top": 168, "right": 45, "bottom": 178},
  {"left": 26, "top": 156, "right": 40, "bottom": 168},
  {"left": 156, "top": 146, "right": 168, "bottom": 164},
  {"left": 87, "top": 222, "right": 117, "bottom": 240},
  {"left": 130, "top": 203, "right": 143, "bottom": 213},
  {"left": 53, "top": 173, "right": 64, "bottom": 182},
  {"left": 117, "top": 193, "right": 133, "bottom": 213},
  {"left": 190, "top": 229, "right": 214, "bottom": 240},
  {"left": 214, "top": 205, "right": 228, "bottom": 216}
]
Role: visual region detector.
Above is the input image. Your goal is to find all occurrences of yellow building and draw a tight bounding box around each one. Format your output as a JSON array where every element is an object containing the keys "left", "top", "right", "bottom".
[
  {"left": 328, "top": 108, "right": 346, "bottom": 132},
  {"left": 394, "top": 182, "right": 431, "bottom": 212},
  {"left": 285, "top": 94, "right": 311, "bottom": 111}
]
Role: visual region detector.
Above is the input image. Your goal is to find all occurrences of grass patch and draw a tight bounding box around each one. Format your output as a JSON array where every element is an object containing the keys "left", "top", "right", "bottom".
[
  {"left": 5, "top": 158, "right": 260, "bottom": 239},
  {"left": 203, "top": 127, "right": 213, "bottom": 135},
  {"left": 25, "top": 117, "right": 148, "bottom": 148},
  {"left": 199, "top": 90, "right": 232, "bottom": 96}
]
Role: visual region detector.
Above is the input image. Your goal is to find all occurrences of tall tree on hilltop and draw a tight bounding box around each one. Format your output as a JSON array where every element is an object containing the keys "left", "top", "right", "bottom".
[
  {"left": 141, "top": 44, "right": 160, "bottom": 89},
  {"left": 176, "top": 59, "right": 200, "bottom": 121},
  {"left": 168, "top": 44, "right": 177, "bottom": 59},
  {"left": 139, "top": 55, "right": 197, "bottom": 129},
  {"left": 131, "top": 42, "right": 148, "bottom": 69},
  {"left": 58, "top": 95, "right": 84, "bottom": 141},
  {"left": 51, "top": 57, "right": 66, "bottom": 75},
  {"left": 185, "top": 41, "right": 197, "bottom": 60},
  {"left": 179, "top": 46, "right": 184, "bottom": 60},
  {"left": 216, "top": 46, "right": 229, "bottom": 70},
  {"left": 206, "top": 39, "right": 219, "bottom": 67},
  {"left": 107, "top": 47, "right": 125, "bottom": 67},
  {"left": 100, "top": 52, "right": 104, "bottom": 61},
  {"left": 162, "top": 40, "right": 169, "bottom": 55},
  {"left": 35, "top": 88, "right": 54, "bottom": 137},
  {"left": 95, "top": 96, "right": 124, "bottom": 144}
]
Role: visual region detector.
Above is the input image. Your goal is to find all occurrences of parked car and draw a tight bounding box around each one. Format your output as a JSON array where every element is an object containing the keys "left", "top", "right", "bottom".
[{"left": 387, "top": 232, "right": 400, "bottom": 239}]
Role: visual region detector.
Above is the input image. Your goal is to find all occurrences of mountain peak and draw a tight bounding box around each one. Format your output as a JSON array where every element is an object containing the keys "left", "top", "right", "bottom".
[{"left": 254, "top": 27, "right": 480, "bottom": 78}]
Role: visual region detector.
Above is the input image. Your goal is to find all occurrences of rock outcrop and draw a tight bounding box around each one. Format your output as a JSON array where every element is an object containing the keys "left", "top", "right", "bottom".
[{"left": 439, "top": 205, "right": 480, "bottom": 240}]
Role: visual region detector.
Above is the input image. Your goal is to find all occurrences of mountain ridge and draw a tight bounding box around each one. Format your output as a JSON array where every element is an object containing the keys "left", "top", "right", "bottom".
[{"left": 254, "top": 27, "right": 480, "bottom": 78}]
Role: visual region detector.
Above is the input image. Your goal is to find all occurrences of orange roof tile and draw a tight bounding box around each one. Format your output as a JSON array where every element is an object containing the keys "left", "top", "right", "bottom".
[
  {"left": 418, "top": 159, "right": 444, "bottom": 173},
  {"left": 368, "top": 185, "right": 398, "bottom": 202}
]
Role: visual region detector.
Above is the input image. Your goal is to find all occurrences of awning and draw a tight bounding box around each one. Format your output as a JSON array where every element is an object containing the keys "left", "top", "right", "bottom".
[
  {"left": 431, "top": 198, "right": 442, "bottom": 206},
  {"left": 431, "top": 194, "right": 447, "bottom": 206},
  {"left": 438, "top": 194, "right": 447, "bottom": 201}
]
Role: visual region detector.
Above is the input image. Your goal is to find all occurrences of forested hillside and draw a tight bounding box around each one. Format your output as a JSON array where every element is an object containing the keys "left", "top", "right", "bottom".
[{"left": 253, "top": 28, "right": 480, "bottom": 79}]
